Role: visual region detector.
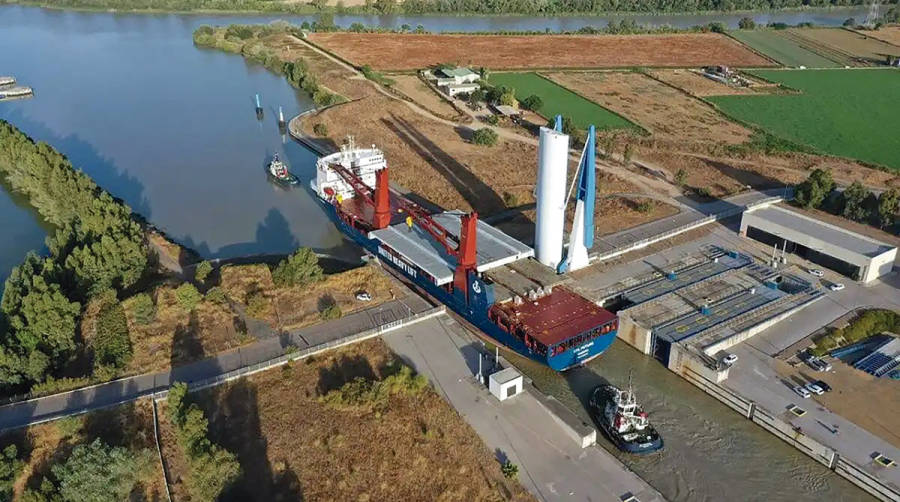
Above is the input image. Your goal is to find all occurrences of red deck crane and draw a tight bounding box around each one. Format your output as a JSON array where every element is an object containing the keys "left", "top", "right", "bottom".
[{"left": 327, "top": 162, "right": 479, "bottom": 299}]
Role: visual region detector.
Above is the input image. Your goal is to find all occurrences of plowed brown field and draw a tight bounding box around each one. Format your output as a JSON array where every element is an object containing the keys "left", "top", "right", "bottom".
[{"left": 308, "top": 32, "right": 774, "bottom": 70}]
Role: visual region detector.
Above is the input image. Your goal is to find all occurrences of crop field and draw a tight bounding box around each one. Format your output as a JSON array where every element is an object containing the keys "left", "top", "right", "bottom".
[
  {"left": 785, "top": 28, "right": 900, "bottom": 66},
  {"left": 709, "top": 69, "right": 900, "bottom": 170},
  {"left": 308, "top": 32, "right": 774, "bottom": 71},
  {"left": 729, "top": 30, "right": 841, "bottom": 68},
  {"left": 544, "top": 71, "right": 752, "bottom": 145},
  {"left": 861, "top": 26, "right": 900, "bottom": 47},
  {"left": 489, "top": 72, "right": 638, "bottom": 131}
]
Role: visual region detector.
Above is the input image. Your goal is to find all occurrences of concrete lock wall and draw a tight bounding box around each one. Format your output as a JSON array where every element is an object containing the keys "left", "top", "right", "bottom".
[
  {"left": 616, "top": 315, "right": 653, "bottom": 355},
  {"left": 865, "top": 247, "right": 897, "bottom": 283},
  {"left": 671, "top": 345, "right": 728, "bottom": 383}
]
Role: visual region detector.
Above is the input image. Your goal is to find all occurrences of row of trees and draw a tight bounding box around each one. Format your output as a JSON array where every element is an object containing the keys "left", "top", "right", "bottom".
[
  {"left": 398, "top": 0, "right": 876, "bottom": 14},
  {"left": 193, "top": 25, "right": 341, "bottom": 107},
  {"left": 795, "top": 169, "right": 899, "bottom": 231},
  {"left": 0, "top": 121, "right": 149, "bottom": 391},
  {"left": 166, "top": 382, "right": 241, "bottom": 501},
  {"left": 812, "top": 309, "right": 900, "bottom": 355}
]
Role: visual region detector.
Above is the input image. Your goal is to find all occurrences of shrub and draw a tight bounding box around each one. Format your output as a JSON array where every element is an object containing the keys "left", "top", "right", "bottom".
[
  {"left": 738, "top": 17, "right": 756, "bottom": 30},
  {"left": 843, "top": 18, "right": 857, "bottom": 27},
  {"left": 472, "top": 128, "right": 498, "bottom": 146},
  {"left": 483, "top": 114, "right": 499, "bottom": 126},
  {"left": 205, "top": 286, "right": 227, "bottom": 304},
  {"left": 501, "top": 460, "right": 519, "bottom": 479},
  {"left": 194, "top": 261, "right": 213, "bottom": 282},
  {"left": 318, "top": 295, "right": 342, "bottom": 321},
  {"left": 313, "top": 123, "right": 328, "bottom": 136},
  {"left": 93, "top": 300, "right": 132, "bottom": 370},
  {"left": 246, "top": 292, "right": 270, "bottom": 318},
  {"left": 674, "top": 168, "right": 687, "bottom": 186},
  {"left": 520, "top": 94, "right": 543, "bottom": 111},
  {"left": 175, "top": 283, "right": 202, "bottom": 311},
  {"left": 272, "top": 247, "right": 324, "bottom": 287},
  {"left": 502, "top": 191, "right": 520, "bottom": 208},
  {"left": 130, "top": 292, "right": 155, "bottom": 325},
  {"left": 321, "top": 363, "right": 427, "bottom": 409},
  {"left": 636, "top": 201, "right": 654, "bottom": 213}
]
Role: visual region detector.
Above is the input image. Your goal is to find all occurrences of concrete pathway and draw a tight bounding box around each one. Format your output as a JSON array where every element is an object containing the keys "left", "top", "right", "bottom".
[
  {"left": 383, "top": 314, "right": 665, "bottom": 502},
  {"left": 0, "top": 296, "right": 432, "bottom": 431}
]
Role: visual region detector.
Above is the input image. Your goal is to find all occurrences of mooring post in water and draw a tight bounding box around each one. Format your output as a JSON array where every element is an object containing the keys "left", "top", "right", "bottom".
[{"left": 255, "top": 94, "right": 263, "bottom": 120}]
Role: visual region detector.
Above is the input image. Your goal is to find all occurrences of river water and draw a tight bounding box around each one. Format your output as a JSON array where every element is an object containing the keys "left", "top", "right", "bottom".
[{"left": 0, "top": 6, "right": 877, "bottom": 499}]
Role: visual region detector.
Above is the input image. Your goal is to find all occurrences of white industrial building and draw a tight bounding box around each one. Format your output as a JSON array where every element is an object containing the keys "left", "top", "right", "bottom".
[
  {"left": 489, "top": 367, "right": 523, "bottom": 401},
  {"left": 442, "top": 82, "right": 479, "bottom": 97},
  {"left": 740, "top": 204, "right": 897, "bottom": 283}
]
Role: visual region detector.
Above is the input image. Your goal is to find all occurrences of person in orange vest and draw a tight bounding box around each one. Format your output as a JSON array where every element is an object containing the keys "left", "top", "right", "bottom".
[{"left": 405, "top": 215, "right": 413, "bottom": 232}]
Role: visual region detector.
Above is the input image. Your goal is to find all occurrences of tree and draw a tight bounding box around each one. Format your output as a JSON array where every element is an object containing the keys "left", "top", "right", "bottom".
[
  {"left": 400, "top": 24, "right": 411, "bottom": 32},
  {"left": 840, "top": 181, "right": 872, "bottom": 222},
  {"left": 738, "top": 17, "right": 756, "bottom": 30},
  {"left": 194, "top": 260, "right": 213, "bottom": 282},
  {"left": 271, "top": 247, "right": 324, "bottom": 287},
  {"left": 0, "top": 445, "right": 23, "bottom": 500},
  {"left": 52, "top": 439, "right": 154, "bottom": 502},
  {"left": 843, "top": 18, "right": 857, "bottom": 27},
  {"left": 472, "top": 128, "right": 499, "bottom": 146},
  {"left": 794, "top": 168, "right": 834, "bottom": 209},
  {"left": 876, "top": 188, "right": 900, "bottom": 229},
  {"left": 175, "top": 283, "right": 202, "bottom": 311},
  {"left": 520, "top": 94, "right": 543, "bottom": 111},
  {"left": 130, "top": 292, "right": 155, "bottom": 325},
  {"left": 674, "top": 168, "right": 687, "bottom": 186},
  {"left": 498, "top": 89, "right": 516, "bottom": 107},
  {"left": 93, "top": 299, "right": 131, "bottom": 370},
  {"left": 414, "top": 25, "right": 426, "bottom": 34},
  {"left": 501, "top": 460, "right": 519, "bottom": 479}
]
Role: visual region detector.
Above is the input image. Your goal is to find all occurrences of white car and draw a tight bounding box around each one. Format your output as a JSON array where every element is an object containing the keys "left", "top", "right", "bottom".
[
  {"left": 829, "top": 283, "right": 845, "bottom": 292},
  {"left": 805, "top": 382, "right": 825, "bottom": 395},
  {"left": 809, "top": 269, "right": 825, "bottom": 278},
  {"left": 794, "top": 386, "right": 812, "bottom": 399},
  {"left": 355, "top": 292, "right": 372, "bottom": 302},
  {"left": 722, "top": 353, "right": 739, "bottom": 366}
]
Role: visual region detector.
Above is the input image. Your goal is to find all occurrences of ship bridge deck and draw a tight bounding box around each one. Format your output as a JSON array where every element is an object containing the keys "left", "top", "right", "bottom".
[{"left": 368, "top": 210, "right": 533, "bottom": 285}]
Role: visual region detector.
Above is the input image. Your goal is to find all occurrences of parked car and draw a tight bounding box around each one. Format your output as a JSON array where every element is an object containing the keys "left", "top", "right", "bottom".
[
  {"left": 722, "top": 353, "right": 739, "bottom": 366},
  {"left": 794, "top": 386, "right": 812, "bottom": 399},
  {"left": 829, "top": 283, "right": 845, "bottom": 291},
  {"left": 813, "top": 380, "right": 832, "bottom": 392},
  {"left": 805, "top": 382, "right": 825, "bottom": 395},
  {"left": 355, "top": 291, "right": 372, "bottom": 302},
  {"left": 805, "top": 356, "right": 831, "bottom": 372},
  {"left": 809, "top": 269, "right": 825, "bottom": 278}
]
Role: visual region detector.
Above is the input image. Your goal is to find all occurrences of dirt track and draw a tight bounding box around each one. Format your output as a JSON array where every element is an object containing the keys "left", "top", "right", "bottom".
[{"left": 308, "top": 32, "right": 775, "bottom": 70}]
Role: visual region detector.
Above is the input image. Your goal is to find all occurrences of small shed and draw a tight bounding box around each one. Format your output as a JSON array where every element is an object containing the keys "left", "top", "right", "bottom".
[
  {"left": 493, "top": 104, "right": 521, "bottom": 118},
  {"left": 489, "top": 367, "right": 523, "bottom": 401}
]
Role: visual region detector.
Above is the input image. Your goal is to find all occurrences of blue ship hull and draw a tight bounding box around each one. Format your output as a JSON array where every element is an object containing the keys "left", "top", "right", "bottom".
[{"left": 318, "top": 199, "right": 617, "bottom": 371}]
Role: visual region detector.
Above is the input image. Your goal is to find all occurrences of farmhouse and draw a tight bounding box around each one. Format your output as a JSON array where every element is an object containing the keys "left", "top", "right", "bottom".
[
  {"left": 435, "top": 66, "right": 479, "bottom": 85},
  {"left": 444, "top": 82, "right": 480, "bottom": 97},
  {"left": 740, "top": 204, "right": 897, "bottom": 284}
]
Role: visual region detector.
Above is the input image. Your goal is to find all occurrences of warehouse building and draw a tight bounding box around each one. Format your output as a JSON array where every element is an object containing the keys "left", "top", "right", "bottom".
[{"left": 740, "top": 205, "right": 897, "bottom": 284}]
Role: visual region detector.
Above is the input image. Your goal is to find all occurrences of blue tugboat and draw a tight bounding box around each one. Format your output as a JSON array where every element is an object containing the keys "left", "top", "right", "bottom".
[{"left": 590, "top": 379, "right": 663, "bottom": 454}]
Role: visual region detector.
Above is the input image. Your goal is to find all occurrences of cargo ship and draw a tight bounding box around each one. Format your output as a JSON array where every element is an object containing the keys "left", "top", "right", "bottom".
[{"left": 309, "top": 133, "right": 618, "bottom": 371}]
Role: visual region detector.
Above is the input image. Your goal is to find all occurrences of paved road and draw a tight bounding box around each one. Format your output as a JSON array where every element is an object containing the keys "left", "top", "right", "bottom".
[
  {"left": 383, "top": 314, "right": 665, "bottom": 502},
  {"left": 0, "top": 295, "right": 432, "bottom": 431}
]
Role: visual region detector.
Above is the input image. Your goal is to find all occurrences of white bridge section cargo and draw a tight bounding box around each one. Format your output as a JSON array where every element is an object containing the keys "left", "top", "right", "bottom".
[
  {"left": 369, "top": 210, "right": 534, "bottom": 285},
  {"left": 740, "top": 205, "right": 897, "bottom": 284}
]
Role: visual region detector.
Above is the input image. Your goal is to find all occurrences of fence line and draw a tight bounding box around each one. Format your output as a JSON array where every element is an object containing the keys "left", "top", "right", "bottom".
[
  {"left": 681, "top": 367, "right": 900, "bottom": 502},
  {"left": 151, "top": 399, "right": 173, "bottom": 502},
  {"left": 0, "top": 306, "right": 446, "bottom": 430}
]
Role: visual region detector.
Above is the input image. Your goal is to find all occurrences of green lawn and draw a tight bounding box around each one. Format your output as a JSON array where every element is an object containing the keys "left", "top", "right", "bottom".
[
  {"left": 488, "top": 72, "right": 638, "bottom": 131},
  {"left": 729, "top": 30, "right": 841, "bottom": 68},
  {"left": 709, "top": 69, "right": 900, "bottom": 171}
]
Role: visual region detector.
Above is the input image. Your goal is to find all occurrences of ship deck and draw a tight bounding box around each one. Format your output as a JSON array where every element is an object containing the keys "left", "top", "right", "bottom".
[
  {"left": 505, "top": 287, "right": 617, "bottom": 347},
  {"left": 336, "top": 193, "right": 409, "bottom": 228},
  {"left": 368, "top": 210, "right": 533, "bottom": 286}
]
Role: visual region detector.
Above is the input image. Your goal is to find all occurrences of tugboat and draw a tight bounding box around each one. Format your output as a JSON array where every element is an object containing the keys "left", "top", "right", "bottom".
[
  {"left": 589, "top": 376, "right": 663, "bottom": 454},
  {"left": 267, "top": 154, "right": 298, "bottom": 185}
]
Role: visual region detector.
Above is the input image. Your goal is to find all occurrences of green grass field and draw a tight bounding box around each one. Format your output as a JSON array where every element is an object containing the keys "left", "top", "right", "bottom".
[
  {"left": 709, "top": 69, "right": 900, "bottom": 171},
  {"left": 489, "top": 72, "right": 638, "bottom": 131},
  {"left": 729, "top": 30, "right": 841, "bottom": 68}
]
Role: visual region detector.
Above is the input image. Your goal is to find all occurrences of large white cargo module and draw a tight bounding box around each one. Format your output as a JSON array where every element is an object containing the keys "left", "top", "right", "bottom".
[{"left": 535, "top": 127, "right": 569, "bottom": 268}]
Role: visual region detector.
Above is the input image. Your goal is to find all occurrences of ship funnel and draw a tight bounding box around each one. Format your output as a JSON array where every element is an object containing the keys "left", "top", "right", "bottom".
[{"left": 534, "top": 125, "right": 569, "bottom": 269}]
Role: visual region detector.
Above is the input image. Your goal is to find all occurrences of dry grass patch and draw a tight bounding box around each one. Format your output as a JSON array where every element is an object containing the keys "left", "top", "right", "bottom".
[
  {"left": 861, "top": 26, "right": 900, "bottom": 47},
  {"left": 545, "top": 71, "right": 752, "bottom": 147},
  {"left": 647, "top": 68, "right": 759, "bottom": 97},
  {"left": 273, "top": 264, "right": 397, "bottom": 330},
  {"left": 302, "top": 94, "right": 538, "bottom": 215},
  {"left": 158, "top": 339, "right": 534, "bottom": 501},
  {"left": 390, "top": 74, "right": 464, "bottom": 121},
  {"left": 308, "top": 32, "right": 774, "bottom": 71},
  {"left": 124, "top": 285, "right": 247, "bottom": 373},
  {"left": 2, "top": 400, "right": 164, "bottom": 501}
]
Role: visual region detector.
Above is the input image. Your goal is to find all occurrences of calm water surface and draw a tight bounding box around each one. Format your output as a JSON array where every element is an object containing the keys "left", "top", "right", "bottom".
[{"left": 505, "top": 342, "right": 873, "bottom": 501}]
